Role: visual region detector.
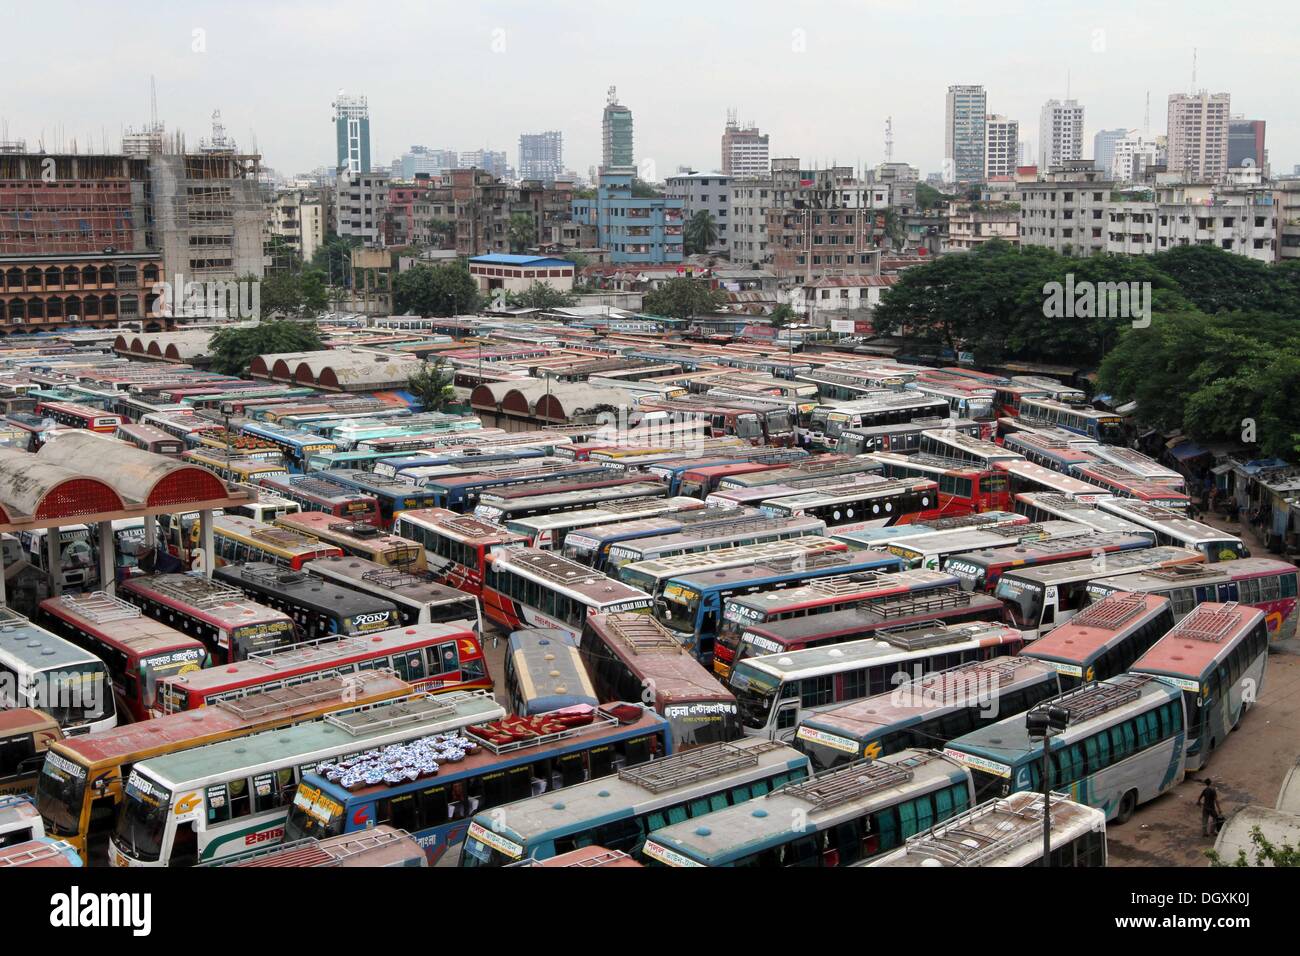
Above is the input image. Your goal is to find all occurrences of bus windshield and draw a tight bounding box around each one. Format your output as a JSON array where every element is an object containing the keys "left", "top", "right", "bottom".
[
  {"left": 729, "top": 664, "right": 781, "bottom": 732},
  {"left": 34, "top": 663, "right": 112, "bottom": 727},
  {"left": 655, "top": 585, "right": 701, "bottom": 631},
  {"left": 113, "top": 770, "right": 172, "bottom": 863},
  {"left": 35, "top": 753, "right": 87, "bottom": 837},
  {"left": 736, "top": 415, "right": 763, "bottom": 439},
  {"left": 994, "top": 578, "right": 1044, "bottom": 628},
  {"left": 139, "top": 649, "right": 209, "bottom": 709},
  {"left": 287, "top": 781, "right": 346, "bottom": 840},
  {"left": 668, "top": 704, "right": 742, "bottom": 747}
]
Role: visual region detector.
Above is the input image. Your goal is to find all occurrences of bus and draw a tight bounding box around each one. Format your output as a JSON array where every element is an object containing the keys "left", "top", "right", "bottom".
[
  {"left": 482, "top": 548, "right": 654, "bottom": 641},
  {"left": 210, "top": 514, "right": 344, "bottom": 572},
  {"left": 237, "top": 421, "right": 337, "bottom": 471},
  {"left": 917, "top": 429, "right": 1024, "bottom": 471},
  {"left": 392, "top": 508, "right": 529, "bottom": 594},
  {"left": 1096, "top": 499, "right": 1249, "bottom": 563},
  {"left": 943, "top": 673, "right": 1187, "bottom": 823},
  {"left": 17, "top": 526, "right": 98, "bottom": 592},
  {"left": 1072, "top": 464, "right": 1192, "bottom": 512},
  {"left": 183, "top": 449, "right": 289, "bottom": 485},
  {"left": 120, "top": 574, "right": 296, "bottom": 664},
  {"left": 909, "top": 382, "right": 995, "bottom": 425},
  {"left": 1021, "top": 592, "right": 1176, "bottom": 690},
  {"left": 635, "top": 398, "right": 793, "bottom": 446},
  {"left": 988, "top": 382, "right": 1053, "bottom": 419},
  {"left": 273, "top": 512, "right": 426, "bottom": 572},
  {"left": 861, "top": 522, "right": 1088, "bottom": 574},
  {"left": 642, "top": 749, "right": 975, "bottom": 867},
  {"left": 33, "top": 671, "right": 409, "bottom": 860},
  {"left": 807, "top": 394, "right": 951, "bottom": 450},
  {"left": 996, "top": 459, "right": 1113, "bottom": 503},
  {"left": 1011, "top": 375, "right": 1087, "bottom": 404},
  {"left": 1017, "top": 397, "right": 1124, "bottom": 443},
  {"left": 107, "top": 690, "right": 507, "bottom": 867},
  {"left": 210, "top": 824, "right": 429, "bottom": 867},
  {"left": 316, "top": 469, "right": 442, "bottom": 526},
  {"left": 371, "top": 448, "right": 547, "bottom": 479},
  {"left": 458, "top": 737, "right": 808, "bottom": 866},
  {"left": 711, "top": 456, "right": 884, "bottom": 493},
  {"left": 714, "top": 568, "right": 961, "bottom": 679},
  {"left": 726, "top": 590, "right": 1008, "bottom": 673},
  {"left": 836, "top": 417, "right": 981, "bottom": 456},
  {"left": 561, "top": 506, "right": 763, "bottom": 574},
  {"left": 114, "top": 423, "right": 183, "bottom": 457},
  {"left": 284, "top": 702, "right": 670, "bottom": 866},
  {"left": 1130, "top": 602, "right": 1269, "bottom": 772},
  {"left": 758, "top": 478, "right": 942, "bottom": 532},
  {"left": 0, "top": 711, "right": 62, "bottom": 798},
  {"left": 676, "top": 461, "right": 796, "bottom": 500},
  {"left": 417, "top": 461, "right": 617, "bottom": 513},
  {"left": 728, "top": 620, "right": 1024, "bottom": 741},
  {"left": 474, "top": 480, "right": 670, "bottom": 525},
  {"left": 868, "top": 453, "right": 1011, "bottom": 516},
  {"left": 580, "top": 612, "right": 741, "bottom": 749},
  {"left": 504, "top": 846, "right": 643, "bottom": 867},
  {"left": 257, "top": 473, "right": 383, "bottom": 527},
  {"left": 32, "top": 400, "right": 123, "bottom": 433},
  {"left": 794, "top": 656, "right": 1062, "bottom": 770},
  {"left": 35, "top": 593, "right": 211, "bottom": 723},
  {"left": 1084, "top": 558, "right": 1299, "bottom": 645},
  {"left": 866, "top": 791, "right": 1107, "bottom": 867},
  {"left": 620, "top": 534, "right": 848, "bottom": 601},
  {"left": 507, "top": 496, "right": 706, "bottom": 552},
  {"left": 1089, "top": 444, "right": 1186, "bottom": 490},
  {"left": 502, "top": 629, "right": 598, "bottom": 717},
  {"left": 213, "top": 562, "right": 402, "bottom": 640},
  {"left": 0, "top": 611, "right": 115, "bottom": 737},
  {"left": 222, "top": 486, "right": 301, "bottom": 525},
  {"left": 940, "top": 530, "right": 1153, "bottom": 594},
  {"left": 606, "top": 515, "right": 826, "bottom": 577},
  {"left": 0, "top": 837, "right": 83, "bottom": 868},
  {"left": 305, "top": 555, "right": 482, "bottom": 632},
  {"left": 1003, "top": 432, "right": 1101, "bottom": 475},
  {"left": 1014, "top": 492, "right": 1154, "bottom": 540}
]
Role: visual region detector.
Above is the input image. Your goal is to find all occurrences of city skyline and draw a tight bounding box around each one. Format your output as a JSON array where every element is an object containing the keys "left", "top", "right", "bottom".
[{"left": 1, "top": 0, "right": 1296, "bottom": 179}]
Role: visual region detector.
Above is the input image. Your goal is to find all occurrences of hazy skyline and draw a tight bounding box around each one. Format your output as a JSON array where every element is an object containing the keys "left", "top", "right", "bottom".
[{"left": 3, "top": 0, "right": 1294, "bottom": 178}]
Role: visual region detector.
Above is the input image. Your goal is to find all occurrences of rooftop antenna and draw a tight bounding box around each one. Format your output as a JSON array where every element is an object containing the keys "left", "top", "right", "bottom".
[
  {"left": 1144, "top": 91, "right": 1150, "bottom": 136},
  {"left": 1192, "top": 48, "right": 1198, "bottom": 90},
  {"left": 150, "top": 75, "right": 159, "bottom": 130},
  {"left": 885, "top": 116, "right": 894, "bottom": 163},
  {"left": 1066, "top": 69, "right": 1071, "bottom": 101}
]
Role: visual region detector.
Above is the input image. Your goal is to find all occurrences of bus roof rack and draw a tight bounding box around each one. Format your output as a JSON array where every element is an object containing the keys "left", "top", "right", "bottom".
[
  {"left": 244, "top": 635, "right": 372, "bottom": 670},
  {"left": 619, "top": 740, "right": 785, "bottom": 793},
  {"left": 211, "top": 669, "right": 398, "bottom": 719},
  {"left": 508, "top": 849, "right": 634, "bottom": 868},
  {"left": 361, "top": 567, "right": 427, "bottom": 590},
  {"left": 1171, "top": 602, "right": 1242, "bottom": 643},
  {"left": 0, "top": 841, "right": 71, "bottom": 868},
  {"left": 779, "top": 758, "right": 916, "bottom": 811},
  {"left": 329, "top": 520, "right": 381, "bottom": 538},
  {"left": 465, "top": 709, "right": 621, "bottom": 755},
  {"left": 1068, "top": 591, "right": 1149, "bottom": 630},
  {"left": 803, "top": 572, "right": 889, "bottom": 596},
  {"left": 1050, "top": 674, "right": 1152, "bottom": 724},
  {"left": 323, "top": 691, "right": 486, "bottom": 737},
  {"left": 602, "top": 613, "right": 682, "bottom": 653},
  {"left": 865, "top": 588, "right": 972, "bottom": 620},
  {"left": 1145, "top": 564, "right": 1217, "bottom": 581},
  {"left": 141, "top": 575, "right": 248, "bottom": 609},
  {"left": 899, "top": 791, "right": 1073, "bottom": 867},
  {"left": 57, "top": 591, "right": 141, "bottom": 624},
  {"left": 505, "top": 550, "right": 607, "bottom": 587},
  {"left": 896, "top": 656, "right": 1038, "bottom": 706}
]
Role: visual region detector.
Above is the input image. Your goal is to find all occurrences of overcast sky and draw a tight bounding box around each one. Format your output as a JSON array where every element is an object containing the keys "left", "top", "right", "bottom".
[{"left": 2, "top": 0, "right": 1294, "bottom": 179}]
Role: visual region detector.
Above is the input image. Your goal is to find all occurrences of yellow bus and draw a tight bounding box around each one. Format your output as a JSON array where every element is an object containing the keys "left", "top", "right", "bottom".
[
  {"left": 210, "top": 514, "right": 344, "bottom": 571},
  {"left": 183, "top": 448, "right": 289, "bottom": 484},
  {"left": 272, "top": 512, "right": 427, "bottom": 573}
]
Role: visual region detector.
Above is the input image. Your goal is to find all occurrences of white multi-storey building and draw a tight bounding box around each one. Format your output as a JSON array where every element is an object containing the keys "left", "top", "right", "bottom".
[
  {"left": 1016, "top": 161, "right": 1113, "bottom": 257},
  {"left": 984, "top": 115, "right": 1020, "bottom": 179},
  {"left": 1167, "top": 92, "right": 1231, "bottom": 181},
  {"left": 1105, "top": 184, "right": 1276, "bottom": 262},
  {"left": 665, "top": 171, "right": 732, "bottom": 254},
  {"left": 1038, "top": 99, "right": 1085, "bottom": 171}
]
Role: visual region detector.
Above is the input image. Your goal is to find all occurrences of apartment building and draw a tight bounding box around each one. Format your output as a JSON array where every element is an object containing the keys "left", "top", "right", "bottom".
[
  {"left": 766, "top": 168, "right": 889, "bottom": 283},
  {"left": 265, "top": 189, "right": 324, "bottom": 265},
  {"left": 1105, "top": 183, "right": 1276, "bottom": 263},
  {"left": 1167, "top": 92, "right": 1231, "bottom": 181},
  {"left": 665, "top": 172, "right": 731, "bottom": 254},
  {"left": 984, "top": 115, "right": 1019, "bottom": 179},
  {"left": 1016, "top": 161, "right": 1113, "bottom": 257},
  {"left": 335, "top": 169, "right": 390, "bottom": 246},
  {"left": 570, "top": 168, "right": 683, "bottom": 264},
  {"left": 1038, "top": 99, "right": 1085, "bottom": 171}
]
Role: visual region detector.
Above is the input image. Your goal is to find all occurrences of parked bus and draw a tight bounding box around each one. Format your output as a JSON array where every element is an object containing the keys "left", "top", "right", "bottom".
[
  {"left": 0, "top": 611, "right": 115, "bottom": 737},
  {"left": 0, "top": 711, "right": 63, "bottom": 798},
  {"left": 183, "top": 449, "right": 289, "bottom": 484},
  {"left": 32, "top": 400, "right": 123, "bottom": 433},
  {"left": 316, "top": 469, "right": 442, "bottom": 526},
  {"left": 1014, "top": 492, "right": 1154, "bottom": 541},
  {"left": 607, "top": 515, "right": 826, "bottom": 578},
  {"left": 559, "top": 506, "right": 762, "bottom": 573},
  {"left": 1021, "top": 592, "right": 1176, "bottom": 690},
  {"left": 1010, "top": 375, "right": 1087, "bottom": 404},
  {"left": 643, "top": 749, "right": 975, "bottom": 867},
  {"left": 714, "top": 568, "right": 960, "bottom": 679},
  {"left": 459, "top": 737, "right": 808, "bottom": 866},
  {"left": 508, "top": 496, "right": 706, "bottom": 552},
  {"left": 237, "top": 421, "right": 337, "bottom": 471},
  {"left": 726, "top": 589, "right": 1008, "bottom": 673},
  {"left": 283, "top": 702, "right": 671, "bottom": 866},
  {"left": 581, "top": 612, "right": 741, "bottom": 749},
  {"left": 211, "top": 514, "right": 344, "bottom": 572},
  {"left": 33, "top": 671, "right": 409, "bottom": 860},
  {"left": 392, "top": 508, "right": 529, "bottom": 594},
  {"left": 868, "top": 453, "right": 1011, "bottom": 516},
  {"left": 257, "top": 473, "right": 383, "bottom": 527},
  {"left": 866, "top": 791, "right": 1107, "bottom": 867},
  {"left": 1003, "top": 432, "right": 1101, "bottom": 475},
  {"left": 0, "top": 836, "right": 83, "bottom": 868},
  {"left": 1084, "top": 558, "right": 1299, "bottom": 644},
  {"left": 1017, "top": 397, "right": 1124, "bottom": 443},
  {"left": 483, "top": 548, "right": 654, "bottom": 641},
  {"left": 502, "top": 629, "right": 598, "bottom": 717},
  {"left": 994, "top": 546, "right": 1203, "bottom": 639},
  {"left": 711, "top": 456, "right": 884, "bottom": 493},
  {"left": 729, "top": 620, "right": 1024, "bottom": 741},
  {"left": 209, "top": 824, "right": 428, "bottom": 867},
  {"left": 1088, "top": 444, "right": 1186, "bottom": 490},
  {"left": 212, "top": 562, "right": 402, "bottom": 640},
  {"left": 917, "top": 429, "right": 1024, "bottom": 471},
  {"left": 862, "top": 521, "right": 1088, "bottom": 574},
  {"left": 107, "top": 690, "right": 507, "bottom": 867},
  {"left": 17, "top": 526, "right": 98, "bottom": 591},
  {"left": 909, "top": 382, "right": 995, "bottom": 426},
  {"left": 1096, "top": 499, "right": 1249, "bottom": 563},
  {"left": 372, "top": 448, "right": 546, "bottom": 479},
  {"left": 836, "top": 417, "right": 981, "bottom": 456},
  {"left": 114, "top": 422, "right": 183, "bottom": 457},
  {"left": 943, "top": 673, "right": 1186, "bottom": 823},
  {"left": 505, "top": 846, "right": 643, "bottom": 867},
  {"left": 475, "top": 480, "right": 670, "bottom": 525},
  {"left": 1130, "top": 602, "right": 1269, "bottom": 772},
  {"left": 941, "top": 530, "right": 1152, "bottom": 594},
  {"left": 305, "top": 555, "right": 482, "bottom": 632},
  {"left": 758, "top": 478, "right": 941, "bottom": 532},
  {"left": 794, "top": 656, "right": 1062, "bottom": 770},
  {"left": 807, "top": 394, "right": 951, "bottom": 450},
  {"left": 1071, "top": 463, "right": 1192, "bottom": 512},
  {"left": 272, "top": 512, "right": 425, "bottom": 572},
  {"left": 35, "top": 592, "right": 211, "bottom": 723},
  {"left": 620, "top": 534, "right": 848, "bottom": 602},
  {"left": 120, "top": 574, "right": 296, "bottom": 664},
  {"left": 417, "top": 461, "right": 616, "bottom": 513},
  {"left": 996, "top": 459, "right": 1113, "bottom": 503}
]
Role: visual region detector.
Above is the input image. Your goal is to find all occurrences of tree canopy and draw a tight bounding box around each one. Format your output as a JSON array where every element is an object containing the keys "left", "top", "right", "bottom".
[
  {"left": 642, "top": 277, "right": 728, "bottom": 322},
  {"left": 684, "top": 211, "right": 719, "bottom": 254},
  {"left": 407, "top": 359, "right": 457, "bottom": 412},
  {"left": 393, "top": 261, "right": 484, "bottom": 317},
  {"left": 504, "top": 281, "right": 578, "bottom": 310},
  {"left": 208, "top": 320, "right": 325, "bottom": 376}
]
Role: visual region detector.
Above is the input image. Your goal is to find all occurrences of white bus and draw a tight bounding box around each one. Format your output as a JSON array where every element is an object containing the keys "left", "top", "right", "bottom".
[
  {"left": 1096, "top": 499, "right": 1249, "bottom": 563},
  {"left": 505, "top": 496, "right": 704, "bottom": 551},
  {"left": 917, "top": 430, "right": 1024, "bottom": 471},
  {"left": 605, "top": 514, "right": 825, "bottom": 577},
  {"left": 107, "top": 690, "right": 505, "bottom": 867},
  {"left": 305, "top": 555, "right": 483, "bottom": 632},
  {"left": 17, "top": 526, "right": 98, "bottom": 592},
  {"left": 1014, "top": 493, "right": 1154, "bottom": 542},
  {"left": 0, "top": 610, "right": 116, "bottom": 736},
  {"left": 1088, "top": 445, "right": 1185, "bottom": 491}
]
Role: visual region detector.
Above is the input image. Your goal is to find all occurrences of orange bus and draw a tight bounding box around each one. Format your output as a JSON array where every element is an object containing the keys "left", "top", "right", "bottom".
[{"left": 273, "top": 511, "right": 427, "bottom": 573}]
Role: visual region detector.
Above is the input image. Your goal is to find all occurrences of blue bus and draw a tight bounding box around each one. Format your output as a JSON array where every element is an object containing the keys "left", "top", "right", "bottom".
[
  {"left": 318, "top": 468, "right": 441, "bottom": 526},
  {"left": 419, "top": 461, "right": 620, "bottom": 513},
  {"left": 239, "top": 420, "right": 339, "bottom": 472},
  {"left": 372, "top": 448, "right": 546, "bottom": 480},
  {"left": 305, "top": 449, "right": 409, "bottom": 472},
  {"left": 561, "top": 506, "right": 764, "bottom": 575},
  {"left": 281, "top": 704, "right": 672, "bottom": 866},
  {"left": 503, "top": 629, "right": 599, "bottom": 717}
]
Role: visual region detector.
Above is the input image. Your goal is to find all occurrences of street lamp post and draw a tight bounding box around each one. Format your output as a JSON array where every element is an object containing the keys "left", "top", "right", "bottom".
[{"left": 1025, "top": 704, "right": 1071, "bottom": 866}]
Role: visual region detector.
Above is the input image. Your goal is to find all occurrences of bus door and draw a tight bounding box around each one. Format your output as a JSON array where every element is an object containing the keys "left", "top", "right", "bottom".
[{"left": 770, "top": 699, "right": 800, "bottom": 742}]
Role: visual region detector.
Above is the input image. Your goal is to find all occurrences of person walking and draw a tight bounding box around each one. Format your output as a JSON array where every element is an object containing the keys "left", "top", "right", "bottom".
[{"left": 1197, "top": 779, "right": 1224, "bottom": 837}]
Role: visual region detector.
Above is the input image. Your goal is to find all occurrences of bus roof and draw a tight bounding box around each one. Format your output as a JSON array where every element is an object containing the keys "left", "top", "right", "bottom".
[
  {"left": 0, "top": 616, "right": 101, "bottom": 669},
  {"left": 122, "top": 575, "right": 294, "bottom": 632},
  {"left": 996, "top": 460, "right": 1110, "bottom": 499},
  {"left": 222, "top": 825, "right": 426, "bottom": 867},
  {"left": 0, "top": 708, "right": 60, "bottom": 736},
  {"left": 587, "top": 612, "right": 737, "bottom": 705},
  {"left": 563, "top": 506, "right": 761, "bottom": 546},
  {"left": 724, "top": 568, "right": 959, "bottom": 616},
  {"left": 491, "top": 548, "right": 654, "bottom": 606},
  {"left": 1021, "top": 592, "right": 1171, "bottom": 668},
  {"left": 135, "top": 690, "right": 505, "bottom": 789},
  {"left": 1087, "top": 558, "right": 1297, "bottom": 595},
  {"left": 39, "top": 592, "right": 202, "bottom": 658},
  {"left": 996, "top": 546, "right": 1202, "bottom": 585},
  {"left": 945, "top": 529, "right": 1149, "bottom": 565},
  {"left": 1097, "top": 499, "right": 1238, "bottom": 542},
  {"left": 506, "top": 629, "right": 597, "bottom": 711},
  {"left": 396, "top": 508, "right": 529, "bottom": 546},
  {"left": 306, "top": 556, "right": 474, "bottom": 609},
  {"left": 1130, "top": 602, "right": 1265, "bottom": 681}
]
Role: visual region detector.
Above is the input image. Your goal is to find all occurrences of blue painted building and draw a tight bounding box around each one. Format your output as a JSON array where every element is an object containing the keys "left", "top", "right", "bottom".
[{"left": 571, "top": 169, "right": 684, "bottom": 265}]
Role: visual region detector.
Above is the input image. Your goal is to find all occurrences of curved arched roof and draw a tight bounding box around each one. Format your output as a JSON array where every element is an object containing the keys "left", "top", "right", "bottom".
[
  {"left": 0, "top": 447, "right": 125, "bottom": 523},
  {"left": 38, "top": 431, "right": 229, "bottom": 509}
]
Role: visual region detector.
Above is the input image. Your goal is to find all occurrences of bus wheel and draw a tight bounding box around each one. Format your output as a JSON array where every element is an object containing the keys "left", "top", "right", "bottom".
[{"left": 1115, "top": 790, "right": 1138, "bottom": 825}]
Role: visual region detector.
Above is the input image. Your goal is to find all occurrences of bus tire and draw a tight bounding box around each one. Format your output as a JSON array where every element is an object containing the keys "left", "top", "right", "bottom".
[{"left": 1115, "top": 790, "right": 1138, "bottom": 825}]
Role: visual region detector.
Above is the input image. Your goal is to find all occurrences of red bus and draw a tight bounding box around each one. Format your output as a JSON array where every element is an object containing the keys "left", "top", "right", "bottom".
[
  {"left": 677, "top": 461, "right": 791, "bottom": 499},
  {"left": 33, "top": 401, "right": 123, "bottom": 434},
  {"left": 940, "top": 530, "right": 1155, "bottom": 593},
  {"left": 868, "top": 451, "right": 1012, "bottom": 515},
  {"left": 258, "top": 473, "right": 383, "bottom": 527},
  {"left": 36, "top": 592, "right": 211, "bottom": 722},
  {"left": 120, "top": 574, "right": 297, "bottom": 663},
  {"left": 156, "top": 623, "right": 491, "bottom": 714},
  {"left": 392, "top": 508, "right": 528, "bottom": 595},
  {"left": 1071, "top": 463, "right": 1192, "bottom": 512}
]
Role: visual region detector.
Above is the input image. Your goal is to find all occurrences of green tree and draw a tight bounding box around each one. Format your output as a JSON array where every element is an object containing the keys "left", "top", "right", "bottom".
[
  {"left": 684, "top": 211, "right": 720, "bottom": 255},
  {"left": 505, "top": 281, "right": 578, "bottom": 310},
  {"left": 631, "top": 179, "right": 662, "bottom": 198},
  {"left": 768, "top": 303, "right": 796, "bottom": 329},
  {"left": 916, "top": 182, "right": 948, "bottom": 211},
  {"left": 393, "top": 261, "right": 483, "bottom": 317},
  {"left": 298, "top": 269, "right": 329, "bottom": 314},
  {"left": 642, "top": 277, "right": 728, "bottom": 322},
  {"left": 1207, "top": 825, "right": 1300, "bottom": 867},
  {"left": 208, "top": 320, "right": 325, "bottom": 376},
  {"left": 507, "top": 213, "right": 536, "bottom": 254},
  {"left": 879, "top": 208, "right": 906, "bottom": 251},
  {"left": 407, "top": 359, "right": 456, "bottom": 412}
]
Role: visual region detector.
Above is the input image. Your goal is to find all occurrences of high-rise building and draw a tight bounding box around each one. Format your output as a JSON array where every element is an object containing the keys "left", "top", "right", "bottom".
[
  {"left": 945, "top": 85, "right": 987, "bottom": 182},
  {"left": 1093, "top": 128, "right": 1128, "bottom": 178},
  {"left": 1166, "top": 92, "right": 1230, "bottom": 181},
  {"left": 1112, "top": 132, "right": 1165, "bottom": 182},
  {"left": 518, "top": 131, "right": 564, "bottom": 183},
  {"left": 1228, "top": 118, "right": 1266, "bottom": 171},
  {"left": 984, "top": 115, "right": 1019, "bottom": 179},
  {"left": 665, "top": 172, "right": 731, "bottom": 254},
  {"left": 398, "top": 146, "right": 457, "bottom": 180},
  {"left": 721, "top": 114, "right": 770, "bottom": 178},
  {"left": 457, "top": 150, "right": 511, "bottom": 180},
  {"left": 1038, "top": 99, "right": 1085, "bottom": 171},
  {"left": 333, "top": 94, "right": 371, "bottom": 175},
  {"left": 602, "top": 87, "right": 634, "bottom": 170}
]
